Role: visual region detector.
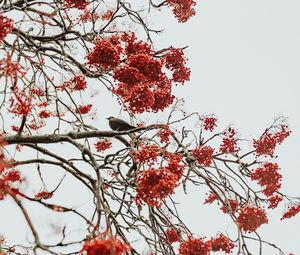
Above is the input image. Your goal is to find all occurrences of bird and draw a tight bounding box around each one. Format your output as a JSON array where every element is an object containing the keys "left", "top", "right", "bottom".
[{"left": 106, "top": 117, "right": 137, "bottom": 131}]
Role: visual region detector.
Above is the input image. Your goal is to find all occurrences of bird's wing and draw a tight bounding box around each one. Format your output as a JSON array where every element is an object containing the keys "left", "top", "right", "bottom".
[{"left": 114, "top": 118, "right": 136, "bottom": 128}]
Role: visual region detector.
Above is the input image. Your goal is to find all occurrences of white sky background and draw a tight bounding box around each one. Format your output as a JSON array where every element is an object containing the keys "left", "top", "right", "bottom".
[{"left": 1, "top": 0, "right": 300, "bottom": 254}]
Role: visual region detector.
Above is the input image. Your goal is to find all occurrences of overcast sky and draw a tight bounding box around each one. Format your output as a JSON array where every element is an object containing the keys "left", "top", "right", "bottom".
[{"left": 1, "top": 0, "right": 300, "bottom": 254}]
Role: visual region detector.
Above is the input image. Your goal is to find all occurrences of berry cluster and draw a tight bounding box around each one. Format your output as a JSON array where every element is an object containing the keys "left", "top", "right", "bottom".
[
  {"left": 0, "top": 55, "right": 26, "bottom": 80},
  {"left": 131, "top": 144, "right": 159, "bottom": 164},
  {"left": 7, "top": 85, "right": 56, "bottom": 130},
  {"left": 101, "top": 10, "right": 113, "bottom": 20},
  {"left": 64, "top": 0, "right": 89, "bottom": 9},
  {"left": 135, "top": 168, "right": 179, "bottom": 207},
  {"left": 250, "top": 162, "right": 282, "bottom": 197},
  {"left": 191, "top": 146, "right": 214, "bottom": 167},
  {"left": 164, "top": 153, "right": 185, "bottom": 180},
  {"left": 221, "top": 199, "right": 238, "bottom": 214},
  {"left": 210, "top": 234, "right": 235, "bottom": 254},
  {"left": 202, "top": 116, "right": 218, "bottom": 132},
  {"left": 95, "top": 139, "right": 112, "bottom": 152},
  {"left": 237, "top": 206, "right": 268, "bottom": 232},
  {"left": 253, "top": 125, "right": 291, "bottom": 157},
  {"left": 122, "top": 33, "right": 152, "bottom": 56},
  {"left": 8, "top": 85, "right": 51, "bottom": 119},
  {"left": 179, "top": 237, "right": 211, "bottom": 255},
  {"left": 167, "top": 0, "right": 196, "bottom": 22},
  {"left": 220, "top": 128, "right": 239, "bottom": 154},
  {"left": 78, "top": 11, "right": 101, "bottom": 23},
  {"left": 27, "top": 120, "right": 46, "bottom": 130},
  {"left": 86, "top": 35, "right": 122, "bottom": 71},
  {"left": 75, "top": 104, "right": 92, "bottom": 114},
  {"left": 267, "top": 195, "right": 283, "bottom": 209},
  {"left": 0, "top": 140, "right": 21, "bottom": 200},
  {"left": 165, "top": 228, "right": 181, "bottom": 243},
  {"left": 0, "top": 14, "right": 14, "bottom": 43},
  {"left": 164, "top": 48, "right": 191, "bottom": 83},
  {"left": 86, "top": 33, "right": 190, "bottom": 114},
  {"left": 281, "top": 203, "right": 300, "bottom": 220},
  {"left": 59, "top": 75, "right": 87, "bottom": 92},
  {"left": 8, "top": 88, "right": 32, "bottom": 116},
  {"left": 157, "top": 126, "right": 174, "bottom": 144},
  {"left": 80, "top": 238, "right": 130, "bottom": 255},
  {"left": 38, "top": 110, "right": 51, "bottom": 119}
]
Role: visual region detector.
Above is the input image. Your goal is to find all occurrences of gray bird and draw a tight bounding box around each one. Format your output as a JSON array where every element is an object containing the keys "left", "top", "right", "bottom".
[{"left": 106, "top": 117, "right": 137, "bottom": 131}]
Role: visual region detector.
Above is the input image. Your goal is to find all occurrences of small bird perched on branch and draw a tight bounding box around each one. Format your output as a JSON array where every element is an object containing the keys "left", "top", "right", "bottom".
[{"left": 106, "top": 117, "right": 137, "bottom": 131}]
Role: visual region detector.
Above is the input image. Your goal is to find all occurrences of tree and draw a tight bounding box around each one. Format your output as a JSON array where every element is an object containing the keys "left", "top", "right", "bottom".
[{"left": 0, "top": 0, "right": 298, "bottom": 254}]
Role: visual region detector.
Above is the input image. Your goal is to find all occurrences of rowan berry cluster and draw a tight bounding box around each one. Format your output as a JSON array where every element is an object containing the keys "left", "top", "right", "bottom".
[
  {"left": 267, "top": 195, "right": 283, "bottom": 209},
  {"left": 114, "top": 83, "right": 156, "bottom": 113},
  {"left": 165, "top": 228, "right": 181, "bottom": 243},
  {"left": 8, "top": 89, "right": 32, "bottom": 116},
  {"left": 281, "top": 203, "right": 300, "bottom": 220},
  {"left": 191, "top": 146, "right": 214, "bottom": 167},
  {"left": 0, "top": 13, "right": 14, "bottom": 43},
  {"left": 75, "top": 104, "right": 92, "bottom": 114},
  {"left": 202, "top": 116, "right": 218, "bottom": 132},
  {"left": 31, "top": 88, "right": 45, "bottom": 96},
  {"left": 38, "top": 110, "right": 52, "bottom": 119},
  {"left": 253, "top": 125, "right": 291, "bottom": 157},
  {"left": 64, "top": 0, "right": 89, "bottom": 9},
  {"left": 220, "top": 128, "right": 238, "bottom": 153},
  {"left": 7, "top": 84, "right": 59, "bottom": 131},
  {"left": 86, "top": 33, "right": 190, "bottom": 113},
  {"left": 8, "top": 85, "right": 51, "bottom": 118},
  {"left": 164, "top": 48, "right": 191, "bottom": 83},
  {"left": 0, "top": 55, "right": 26, "bottom": 80},
  {"left": 78, "top": 11, "right": 101, "bottom": 22},
  {"left": 179, "top": 237, "right": 211, "bottom": 255},
  {"left": 150, "top": 78, "right": 175, "bottom": 113},
  {"left": 86, "top": 36, "right": 122, "bottom": 71},
  {"left": 95, "top": 139, "right": 112, "bottom": 152},
  {"left": 80, "top": 238, "right": 130, "bottom": 255},
  {"left": 27, "top": 121, "right": 46, "bottom": 130},
  {"left": 135, "top": 168, "right": 179, "bottom": 207},
  {"left": 164, "top": 153, "right": 185, "bottom": 180},
  {"left": 59, "top": 75, "right": 87, "bottom": 92},
  {"left": 157, "top": 126, "right": 174, "bottom": 144},
  {"left": 122, "top": 33, "right": 152, "bottom": 56},
  {"left": 131, "top": 144, "right": 159, "bottom": 164},
  {"left": 167, "top": 0, "right": 196, "bottom": 22},
  {"left": 250, "top": 162, "right": 282, "bottom": 197},
  {"left": 127, "top": 53, "right": 163, "bottom": 82},
  {"left": 101, "top": 10, "right": 113, "bottom": 20},
  {"left": 221, "top": 199, "right": 238, "bottom": 214},
  {"left": 166, "top": 233, "right": 235, "bottom": 254},
  {"left": 0, "top": 141, "right": 21, "bottom": 200},
  {"left": 237, "top": 206, "right": 268, "bottom": 232},
  {"left": 210, "top": 234, "right": 235, "bottom": 253}
]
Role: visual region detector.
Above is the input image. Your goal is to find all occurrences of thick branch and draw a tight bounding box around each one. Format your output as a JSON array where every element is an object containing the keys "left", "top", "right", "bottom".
[{"left": 5, "top": 124, "right": 165, "bottom": 145}]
